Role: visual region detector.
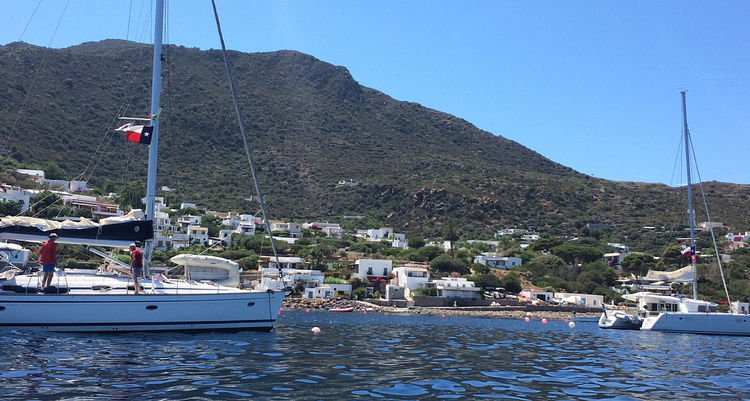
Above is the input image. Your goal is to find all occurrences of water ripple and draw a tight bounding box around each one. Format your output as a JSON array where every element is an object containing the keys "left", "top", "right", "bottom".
[{"left": 1, "top": 310, "right": 750, "bottom": 400}]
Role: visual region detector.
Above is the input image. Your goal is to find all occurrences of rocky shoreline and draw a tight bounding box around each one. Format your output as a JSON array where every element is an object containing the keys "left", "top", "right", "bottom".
[{"left": 283, "top": 298, "right": 601, "bottom": 320}]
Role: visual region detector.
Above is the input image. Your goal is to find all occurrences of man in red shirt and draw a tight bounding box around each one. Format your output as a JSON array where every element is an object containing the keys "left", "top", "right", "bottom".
[
  {"left": 129, "top": 243, "right": 144, "bottom": 294},
  {"left": 38, "top": 233, "right": 58, "bottom": 290}
]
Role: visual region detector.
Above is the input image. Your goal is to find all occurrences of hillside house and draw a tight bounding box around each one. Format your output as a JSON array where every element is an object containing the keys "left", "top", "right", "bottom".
[
  {"left": 62, "top": 195, "right": 122, "bottom": 217},
  {"left": 354, "top": 259, "right": 393, "bottom": 280},
  {"left": 553, "top": 292, "right": 604, "bottom": 307},
  {"left": 270, "top": 221, "right": 301, "bottom": 238},
  {"left": 305, "top": 284, "right": 352, "bottom": 299},
  {"left": 473, "top": 255, "right": 522, "bottom": 269},
  {"left": 428, "top": 277, "right": 481, "bottom": 299},
  {"left": 519, "top": 290, "right": 554, "bottom": 302},
  {"left": 390, "top": 264, "right": 430, "bottom": 299},
  {"left": 187, "top": 225, "right": 209, "bottom": 245},
  {"left": 0, "top": 185, "right": 32, "bottom": 213}
]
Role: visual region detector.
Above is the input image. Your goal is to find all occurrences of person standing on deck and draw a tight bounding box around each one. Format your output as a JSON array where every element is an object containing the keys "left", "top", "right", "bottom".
[
  {"left": 38, "top": 233, "right": 58, "bottom": 290},
  {"left": 129, "top": 243, "right": 144, "bottom": 294}
]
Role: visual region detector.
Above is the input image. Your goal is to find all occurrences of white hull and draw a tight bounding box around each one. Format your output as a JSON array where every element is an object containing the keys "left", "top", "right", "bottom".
[
  {"left": 598, "top": 311, "right": 643, "bottom": 330},
  {"left": 0, "top": 271, "right": 286, "bottom": 332},
  {"left": 641, "top": 312, "right": 750, "bottom": 336},
  {"left": 0, "top": 291, "right": 285, "bottom": 332}
]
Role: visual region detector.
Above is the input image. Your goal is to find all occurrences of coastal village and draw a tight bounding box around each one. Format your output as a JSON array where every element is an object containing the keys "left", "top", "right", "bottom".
[{"left": 3, "top": 168, "right": 749, "bottom": 318}]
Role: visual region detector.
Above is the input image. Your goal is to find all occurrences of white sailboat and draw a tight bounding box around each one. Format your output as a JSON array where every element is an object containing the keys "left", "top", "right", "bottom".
[
  {"left": 629, "top": 91, "right": 750, "bottom": 335},
  {"left": 0, "top": 0, "right": 286, "bottom": 332}
]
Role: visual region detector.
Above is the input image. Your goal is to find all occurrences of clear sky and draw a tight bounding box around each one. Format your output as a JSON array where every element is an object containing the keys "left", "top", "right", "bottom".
[{"left": 2, "top": 0, "right": 748, "bottom": 185}]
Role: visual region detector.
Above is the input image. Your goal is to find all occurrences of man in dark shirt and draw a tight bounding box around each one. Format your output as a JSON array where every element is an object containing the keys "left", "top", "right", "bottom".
[{"left": 129, "top": 243, "right": 144, "bottom": 294}]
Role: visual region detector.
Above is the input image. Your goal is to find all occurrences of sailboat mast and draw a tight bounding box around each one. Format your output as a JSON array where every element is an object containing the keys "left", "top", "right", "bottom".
[
  {"left": 143, "top": 0, "right": 164, "bottom": 271},
  {"left": 681, "top": 91, "right": 698, "bottom": 300},
  {"left": 146, "top": 0, "right": 163, "bottom": 222}
]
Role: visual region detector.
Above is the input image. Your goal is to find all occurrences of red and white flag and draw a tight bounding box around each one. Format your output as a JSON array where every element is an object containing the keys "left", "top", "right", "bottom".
[{"left": 116, "top": 123, "right": 153, "bottom": 145}]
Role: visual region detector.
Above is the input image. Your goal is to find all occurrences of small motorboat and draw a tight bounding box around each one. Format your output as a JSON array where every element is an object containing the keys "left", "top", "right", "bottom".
[{"left": 328, "top": 306, "right": 354, "bottom": 312}]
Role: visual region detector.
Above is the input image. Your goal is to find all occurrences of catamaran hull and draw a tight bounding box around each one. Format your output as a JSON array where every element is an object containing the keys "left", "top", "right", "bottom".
[
  {"left": 641, "top": 312, "right": 750, "bottom": 336},
  {"left": 0, "top": 291, "right": 285, "bottom": 332}
]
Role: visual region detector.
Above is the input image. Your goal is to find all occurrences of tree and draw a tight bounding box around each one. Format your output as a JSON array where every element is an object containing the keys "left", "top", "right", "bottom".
[
  {"left": 40, "top": 161, "right": 68, "bottom": 180},
  {"left": 0, "top": 200, "right": 23, "bottom": 216},
  {"left": 550, "top": 244, "right": 602, "bottom": 265},
  {"left": 442, "top": 223, "right": 459, "bottom": 254},
  {"left": 200, "top": 214, "right": 223, "bottom": 237},
  {"left": 620, "top": 253, "right": 657, "bottom": 276},
  {"left": 430, "top": 254, "right": 470, "bottom": 276},
  {"left": 661, "top": 245, "right": 685, "bottom": 269},
  {"left": 530, "top": 237, "right": 563, "bottom": 252},
  {"left": 114, "top": 181, "right": 146, "bottom": 210},
  {"left": 468, "top": 272, "right": 502, "bottom": 289},
  {"left": 29, "top": 190, "right": 61, "bottom": 217},
  {"left": 238, "top": 254, "right": 259, "bottom": 270},
  {"left": 408, "top": 236, "right": 425, "bottom": 249},
  {"left": 352, "top": 287, "right": 367, "bottom": 300},
  {"left": 501, "top": 272, "right": 523, "bottom": 293}
]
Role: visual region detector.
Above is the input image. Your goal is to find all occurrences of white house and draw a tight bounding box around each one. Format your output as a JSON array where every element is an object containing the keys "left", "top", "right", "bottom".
[
  {"left": 305, "top": 284, "right": 352, "bottom": 299},
  {"left": 520, "top": 234, "right": 540, "bottom": 243},
  {"left": 275, "top": 267, "right": 325, "bottom": 290},
  {"left": 429, "top": 277, "right": 481, "bottom": 299},
  {"left": 519, "top": 290, "right": 554, "bottom": 302},
  {"left": 217, "top": 229, "right": 235, "bottom": 246},
  {"left": 358, "top": 227, "right": 394, "bottom": 241},
  {"left": 221, "top": 213, "right": 242, "bottom": 228},
  {"left": 392, "top": 233, "right": 408, "bottom": 249},
  {"left": 354, "top": 259, "right": 392, "bottom": 280},
  {"left": 324, "top": 226, "right": 342, "bottom": 238},
  {"left": 270, "top": 221, "right": 302, "bottom": 238},
  {"left": 553, "top": 292, "right": 604, "bottom": 308},
  {"left": 15, "top": 169, "right": 45, "bottom": 182},
  {"left": 473, "top": 255, "right": 522, "bottom": 269},
  {"left": 154, "top": 210, "right": 177, "bottom": 233},
  {"left": 0, "top": 185, "right": 32, "bottom": 213},
  {"left": 153, "top": 234, "right": 173, "bottom": 251},
  {"left": 178, "top": 214, "right": 201, "bottom": 230},
  {"left": 494, "top": 228, "right": 526, "bottom": 238},
  {"left": 180, "top": 202, "right": 197, "bottom": 210},
  {"left": 171, "top": 233, "right": 190, "bottom": 250},
  {"left": 187, "top": 225, "right": 209, "bottom": 245},
  {"left": 391, "top": 264, "right": 430, "bottom": 299},
  {"left": 267, "top": 256, "right": 307, "bottom": 271}
]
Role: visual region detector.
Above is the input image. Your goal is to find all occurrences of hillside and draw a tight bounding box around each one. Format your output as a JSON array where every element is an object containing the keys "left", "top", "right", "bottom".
[{"left": 1, "top": 40, "right": 749, "bottom": 237}]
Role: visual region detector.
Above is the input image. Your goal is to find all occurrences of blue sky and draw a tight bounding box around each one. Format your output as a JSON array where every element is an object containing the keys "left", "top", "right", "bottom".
[{"left": 1, "top": 1, "right": 748, "bottom": 185}]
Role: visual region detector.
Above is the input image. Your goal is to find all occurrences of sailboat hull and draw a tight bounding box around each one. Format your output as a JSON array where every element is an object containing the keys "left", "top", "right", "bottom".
[
  {"left": 0, "top": 291, "right": 285, "bottom": 332},
  {"left": 642, "top": 312, "right": 750, "bottom": 336}
]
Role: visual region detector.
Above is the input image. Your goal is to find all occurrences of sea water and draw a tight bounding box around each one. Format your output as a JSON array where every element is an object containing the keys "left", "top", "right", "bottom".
[{"left": 2, "top": 310, "right": 749, "bottom": 400}]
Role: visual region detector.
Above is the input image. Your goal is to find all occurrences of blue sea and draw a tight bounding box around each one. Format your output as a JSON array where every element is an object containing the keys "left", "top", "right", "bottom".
[{"left": 2, "top": 310, "right": 750, "bottom": 400}]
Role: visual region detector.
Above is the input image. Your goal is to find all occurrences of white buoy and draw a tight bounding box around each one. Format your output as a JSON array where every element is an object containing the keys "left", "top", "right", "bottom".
[
  {"left": 541, "top": 318, "right": 548, "bottom": 324},
  {"left": 311, "top": 326, "right": 321, "bottom": 333},
  {"left": 568, "top": 321, "right": 576, "bottom": 328}
]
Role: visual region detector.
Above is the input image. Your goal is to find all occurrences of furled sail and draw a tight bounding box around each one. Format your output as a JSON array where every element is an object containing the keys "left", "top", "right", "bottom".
[
  {"left": 643, "top": 264, "right": 696, "bottom": 283},
  {"left": 0, "top": 209, "right": 153, "bottom": 248}
]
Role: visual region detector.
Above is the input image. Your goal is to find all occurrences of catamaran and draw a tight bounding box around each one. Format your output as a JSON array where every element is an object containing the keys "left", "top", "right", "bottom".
[
  {"left": 0, "top": 0, "right": 286, "bottom": 332},
  {"left": 614, "top": 92, "right": 750, "bottom": 335}
]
